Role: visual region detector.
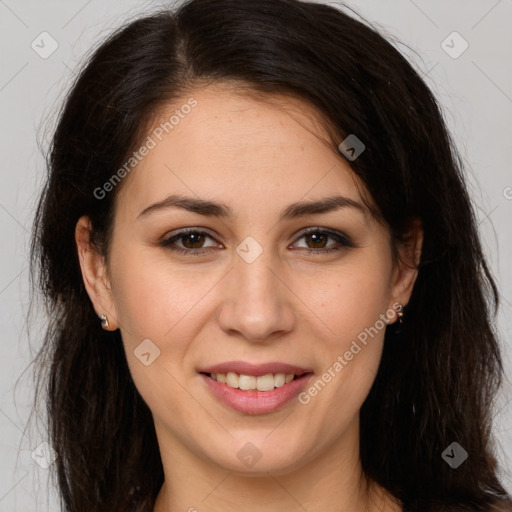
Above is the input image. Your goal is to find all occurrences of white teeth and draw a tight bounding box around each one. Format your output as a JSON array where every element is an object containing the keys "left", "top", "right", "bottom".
[
  {"left": 209, "top": 372, "right": 297, "bottom": 391},
  {"left": 256, "top": 374, "right": 275, "bottom": 391},
  {"left": 238, "top": 374, "right": 257, "bottom": 390},
  {"left": 274, "top": 373, "right": 286, "bottom": 387},
  {"left": 226, "top": 372, "right": 239, "bottom": 388}
]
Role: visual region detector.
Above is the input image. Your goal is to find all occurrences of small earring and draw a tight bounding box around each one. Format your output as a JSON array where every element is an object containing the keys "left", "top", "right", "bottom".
[
  {"left": 396, "top": 304, "right": 404, "bottom": 325},
  {"left": 99, "top": 314, "right": 109, "bottom": 330}
]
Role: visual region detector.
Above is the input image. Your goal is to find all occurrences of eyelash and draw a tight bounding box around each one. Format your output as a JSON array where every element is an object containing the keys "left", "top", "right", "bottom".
[{"left": 159, "top": 227, "right": 355, "bottom": 256}]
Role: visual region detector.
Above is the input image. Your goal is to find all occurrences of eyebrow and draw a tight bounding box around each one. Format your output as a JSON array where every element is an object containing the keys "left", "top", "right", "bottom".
[{"left": 137, "top": 193, "right": 367, "bottom": 221}]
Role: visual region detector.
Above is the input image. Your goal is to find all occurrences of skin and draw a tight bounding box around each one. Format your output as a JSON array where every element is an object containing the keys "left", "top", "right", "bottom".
[{"left": 76, "top": 83, "right": 422, "bottom": 512}]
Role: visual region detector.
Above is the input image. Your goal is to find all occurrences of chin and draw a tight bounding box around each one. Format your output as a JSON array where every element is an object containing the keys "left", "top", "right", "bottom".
[{"left": 202, "top": 434, "right": 313, "bottom": 476}]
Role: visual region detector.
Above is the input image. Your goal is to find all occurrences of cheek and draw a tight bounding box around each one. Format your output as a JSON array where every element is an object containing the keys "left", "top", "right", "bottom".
[
  {"left": 108, "top": 247, "right": 204, "bottom": 413},
  {"left": 299, "top": 258, "right": 393, "bottom": 344},
  {"left": 331, "top": 268, "right": 392, "bottom": 376},
  {"left": 294, "top": 257, "right": 392, "bottom": 425},
  {"left": 109, "top": 245, "right": 207, "bottom": 344}
]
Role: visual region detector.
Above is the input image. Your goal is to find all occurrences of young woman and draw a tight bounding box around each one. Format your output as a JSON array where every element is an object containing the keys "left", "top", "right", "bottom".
[{"left": 30, "top": 0, "right": 512, "bottom": 511}]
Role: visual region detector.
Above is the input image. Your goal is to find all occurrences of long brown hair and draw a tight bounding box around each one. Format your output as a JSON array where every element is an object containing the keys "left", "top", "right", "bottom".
[{"left": 30, "top": 0, "right": 512, "bottom": 510}]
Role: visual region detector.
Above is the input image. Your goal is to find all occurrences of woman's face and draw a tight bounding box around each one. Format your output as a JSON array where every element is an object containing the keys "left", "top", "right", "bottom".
[{"left": 78, "top": 84, "right": 419, "bottom": 475}]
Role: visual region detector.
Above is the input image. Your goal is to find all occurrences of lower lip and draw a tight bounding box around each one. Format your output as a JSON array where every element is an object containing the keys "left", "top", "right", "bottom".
[{"left": 200, "top": 373, "right": 313, "bottom": 415}]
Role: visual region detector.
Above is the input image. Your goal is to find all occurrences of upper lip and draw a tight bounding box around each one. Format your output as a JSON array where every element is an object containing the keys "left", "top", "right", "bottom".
[{"left": 198, "top": 361, "right": 313, "bottom": 377}]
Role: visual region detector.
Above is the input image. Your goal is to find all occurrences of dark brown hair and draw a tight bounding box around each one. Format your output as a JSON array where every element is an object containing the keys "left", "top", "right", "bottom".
[{"left": 30, "top": 0, "right": 512, "bottom": 511}]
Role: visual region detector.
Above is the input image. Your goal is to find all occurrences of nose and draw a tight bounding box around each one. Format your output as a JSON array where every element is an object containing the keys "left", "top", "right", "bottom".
[{"left": 216, "top": 246, "right": 296, "bottom": 342}]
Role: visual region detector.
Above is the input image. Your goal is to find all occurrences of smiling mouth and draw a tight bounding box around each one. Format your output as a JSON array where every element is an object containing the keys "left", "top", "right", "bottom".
[
  {"left": 199, "top": 369, "right": 314, "bottom": 415},
  {"left": 201, "top": 372, "right": 306, "bottom": 392}
]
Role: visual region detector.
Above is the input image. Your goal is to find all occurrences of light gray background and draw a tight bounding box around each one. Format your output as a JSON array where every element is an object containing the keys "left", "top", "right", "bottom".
[{"left": 0, "top": 0, "right": 511, "bottom": 510}]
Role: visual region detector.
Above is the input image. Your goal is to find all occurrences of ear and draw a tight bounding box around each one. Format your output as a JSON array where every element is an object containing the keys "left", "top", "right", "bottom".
[
  {"left": 75, "top": 215, "right": 119, "bottom": 330},
  {"left": 388, "top": 218, "right": 423, "bottom": 320}
]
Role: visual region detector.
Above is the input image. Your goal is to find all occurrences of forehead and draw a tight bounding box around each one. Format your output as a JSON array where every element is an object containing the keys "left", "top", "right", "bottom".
[{"left": 115, "top": 84, "right": 367, "bottom": 218}]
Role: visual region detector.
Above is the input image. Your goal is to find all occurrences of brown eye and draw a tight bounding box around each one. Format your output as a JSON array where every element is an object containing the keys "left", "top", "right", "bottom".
[
  {"left": 160, "top": 229, "right": 221, "bottom": 254},
  {"left": 304, "top": 232, "right": 329, "bottom": 249},
  {"left": 292, "top": 228, "right": 355, "bottom": 254},
  {"left": 180, "top": 232, "right": 207, "bottom": 249}
]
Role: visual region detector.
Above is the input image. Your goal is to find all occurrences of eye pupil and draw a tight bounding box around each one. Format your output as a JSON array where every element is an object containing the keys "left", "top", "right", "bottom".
[
  {"left": 183, "top": 233, "right": 205, "bottom": 248},
  {"left": 307, "top": 232, "right": 327, "bottom": 248}
]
